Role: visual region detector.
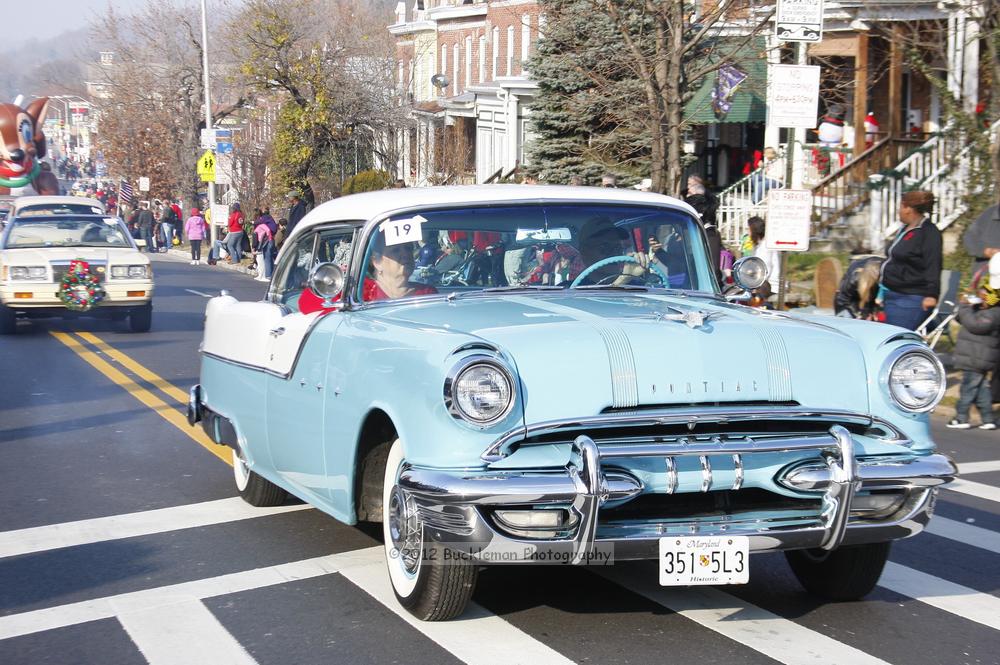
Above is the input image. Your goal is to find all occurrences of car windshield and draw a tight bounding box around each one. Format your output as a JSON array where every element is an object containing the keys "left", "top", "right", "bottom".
[
  {"left": 17, "top": 204, "right": 104, "bottom": 216},
  {"left": 2, "top": 216, "right": 133, "bottom": 249},
  {"left": 355, "top": 203, "right": 713, "bottom": 303}
]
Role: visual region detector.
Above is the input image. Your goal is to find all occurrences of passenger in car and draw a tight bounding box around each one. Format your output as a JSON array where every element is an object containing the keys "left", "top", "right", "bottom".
[{"left": 363, "top": 232, "right": 438, "bottom": 301}]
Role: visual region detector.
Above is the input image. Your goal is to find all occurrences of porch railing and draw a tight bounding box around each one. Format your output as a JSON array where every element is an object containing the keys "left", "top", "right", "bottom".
[
  {"left": 811, "top": 136, "right": 926, "bottom": 235},
  {"left": 867, "top": 120, "right": 1000, "bottom": 249},
  {"left": 716, "top": 151, "right": 786, "bottom": 246}
]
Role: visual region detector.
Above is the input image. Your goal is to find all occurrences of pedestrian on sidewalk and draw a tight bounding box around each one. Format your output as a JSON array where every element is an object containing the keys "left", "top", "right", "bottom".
[
  {"left": 963, "top": 203, "right": 1000, "bottom": 401},
  {"left": 879, "top": 190, "right": 942, "bottom": 330},
  {"left": 158, "top": 201, "right": 177, "bottom": 252},
  {"left": 286, "top": 191, "right": 307, "bottom": 235},
  {"left": 224, "top": 203, "right": 246, "bottom": 264},
  {"left": 251, "top": 217, "right": 275, "bottom": 281},
  {"left": 185, "top": 208, "right": 207, "bottom": 265},
  {"left": 137, "top": 202, "right": 155, "bottom": 253},
  {"left": 949, "top": 261, "right": 1000, "bottom": 430}
]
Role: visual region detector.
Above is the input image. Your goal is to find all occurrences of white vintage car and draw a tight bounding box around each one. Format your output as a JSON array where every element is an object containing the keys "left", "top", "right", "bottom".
[{"left": 0, "top": 212, "right": 153, "bottom": 333}]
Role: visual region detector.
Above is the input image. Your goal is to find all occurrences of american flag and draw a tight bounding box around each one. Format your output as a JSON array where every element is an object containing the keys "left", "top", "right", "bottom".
[{"left": 118, "top": 179, "right": 134, "bottom": 205}]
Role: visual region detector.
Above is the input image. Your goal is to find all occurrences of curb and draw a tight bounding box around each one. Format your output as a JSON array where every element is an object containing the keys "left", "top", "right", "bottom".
[{"left": 166, "top": 246, "right": 256, "bottom": 275}]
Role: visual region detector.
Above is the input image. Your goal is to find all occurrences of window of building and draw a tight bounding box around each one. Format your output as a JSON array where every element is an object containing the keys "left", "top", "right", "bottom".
[
  {"left": 478, "top": 35, "right": 486, "bottom": 83},
  {"left": 521, "top": 14, "right": 530, "bottom": 64},
  {"left": 506, "top": 25, "right": 514, "bottom": 76},
  {"left": 441, "top": 44, "right": 448, "bottom": 92},
  {"left": 465, "top": 36, "right": 473, "bottom": 88},
  {"left": 453, "top": 43, "right": 460, "bottom": 94},
  {"left": 492, "top": 26, "right": 499, "bottom": 80}
]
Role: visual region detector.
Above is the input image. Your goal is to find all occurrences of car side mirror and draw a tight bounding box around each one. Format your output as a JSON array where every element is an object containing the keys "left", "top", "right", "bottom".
[{"left": 309, "top": 262, "right": 345, "bottom": 305}]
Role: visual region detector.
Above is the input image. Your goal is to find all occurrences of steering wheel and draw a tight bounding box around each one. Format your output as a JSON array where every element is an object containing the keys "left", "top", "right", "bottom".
[{"left": 570, "top": 255, "right": 670, "bottom": 288}]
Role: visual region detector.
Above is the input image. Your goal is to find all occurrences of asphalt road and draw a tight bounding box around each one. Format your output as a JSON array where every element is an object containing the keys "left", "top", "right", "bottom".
[{"left": 1, "top": 253, "right": 999, "bottom": 665}]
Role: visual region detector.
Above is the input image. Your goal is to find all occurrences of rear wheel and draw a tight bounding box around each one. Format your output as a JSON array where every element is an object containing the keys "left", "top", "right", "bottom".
[
  {"left": 0, "top": 304, "right": 16, "bottom": 335},
  {"left": 382, "top": 438, "right": 477, "bottom": 620},
  {"left": 129, "top": 303, "right": 152, "bottom": 333},
  {"left": 785, "top": 541, "right": 891, "bottom": 600},
  {"left": 233, "top": 445, "right": 288, "bottom": 507}
]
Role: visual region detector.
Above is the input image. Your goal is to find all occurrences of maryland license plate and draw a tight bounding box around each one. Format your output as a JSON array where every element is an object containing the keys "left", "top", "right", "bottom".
[{"left": 659, "top": 536, "right": 749, "bottom": 585}]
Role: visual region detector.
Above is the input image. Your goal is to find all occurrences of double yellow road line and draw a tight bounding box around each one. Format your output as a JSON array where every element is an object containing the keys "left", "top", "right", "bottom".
[{"left": 50, "top": 331, "right": 233, "bottom": 466}]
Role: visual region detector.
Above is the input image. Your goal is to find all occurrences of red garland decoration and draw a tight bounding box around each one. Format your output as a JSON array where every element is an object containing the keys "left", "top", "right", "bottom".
[{"left": 57, "top": 259, "right": 106, "bottom": 312}]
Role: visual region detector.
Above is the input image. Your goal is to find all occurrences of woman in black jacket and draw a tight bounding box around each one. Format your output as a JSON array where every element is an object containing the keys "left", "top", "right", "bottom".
[{"left": 879, "top": 190, "right": 942, "bottom": 330}]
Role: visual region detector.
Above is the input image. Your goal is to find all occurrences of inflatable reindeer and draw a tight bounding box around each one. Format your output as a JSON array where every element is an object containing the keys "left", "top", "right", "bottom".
[{"left": 0, "top": 97, "right": 60, "bottom": 196}]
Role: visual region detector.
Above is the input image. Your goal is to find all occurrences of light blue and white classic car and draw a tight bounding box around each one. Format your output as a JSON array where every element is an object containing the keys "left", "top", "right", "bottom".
[{"left": 189, "top": 185, "right": 956, "bottom": 621}]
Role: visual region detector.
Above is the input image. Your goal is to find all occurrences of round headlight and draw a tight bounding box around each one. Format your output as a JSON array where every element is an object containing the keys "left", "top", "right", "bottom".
[
  {"left": 445, "top": 359, "right": 515, "bottom": 426},
  {"left": 732, "top": 256, "right": 768, "bottom": 291},
  {"left": 886, "top": 348, "right": 945, "bottom": 412}
]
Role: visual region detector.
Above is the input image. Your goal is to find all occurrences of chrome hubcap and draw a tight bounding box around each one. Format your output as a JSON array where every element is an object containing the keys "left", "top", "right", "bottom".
[{"left": 388, "top": 486, "right": 421, "bottom": 574}]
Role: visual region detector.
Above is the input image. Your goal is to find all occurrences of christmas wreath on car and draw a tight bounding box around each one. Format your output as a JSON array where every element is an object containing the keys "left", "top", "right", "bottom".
[{"left": 57, "top": 259, "right": 106, "bottom": 312}]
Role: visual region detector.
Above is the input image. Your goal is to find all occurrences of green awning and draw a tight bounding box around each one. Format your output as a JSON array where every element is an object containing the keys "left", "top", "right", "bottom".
[{"left": 684, "top": 38, "right": 768, "bottom": 124}]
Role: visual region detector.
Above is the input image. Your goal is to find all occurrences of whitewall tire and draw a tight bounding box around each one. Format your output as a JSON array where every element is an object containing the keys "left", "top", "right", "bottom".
[
  {"left": 382, "top": 438, "right": 477, "bottom": 620},
  {"left": 233, "top": 445, "right": 287, "bottom": 507}
]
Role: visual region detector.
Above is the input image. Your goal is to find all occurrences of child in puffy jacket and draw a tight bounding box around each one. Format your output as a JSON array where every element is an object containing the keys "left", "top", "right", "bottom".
[{"left": 949, "top": 259, "right": 1000, "bottom": 429}]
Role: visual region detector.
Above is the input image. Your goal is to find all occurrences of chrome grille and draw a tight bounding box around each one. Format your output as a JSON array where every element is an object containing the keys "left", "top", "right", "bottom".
[{"left": 51, "top": 261, "right": 108, "bottom": 285}]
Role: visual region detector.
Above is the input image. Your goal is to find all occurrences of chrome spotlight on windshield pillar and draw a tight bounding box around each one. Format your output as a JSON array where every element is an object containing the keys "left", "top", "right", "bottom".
[
  {"left": 309, "top": 262, "right": 345, "bottom": 307},
  {"left": 732, "top": 256, "right": 768, "bottom": 292}
]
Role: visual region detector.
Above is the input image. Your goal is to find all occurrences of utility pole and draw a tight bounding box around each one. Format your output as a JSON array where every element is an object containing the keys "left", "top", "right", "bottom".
[
  {"left": 200, "top": 0, "right": 217, "bottom": 245},
  {"left": 777, "top": 41, "right": 808, "bottom": 310}
]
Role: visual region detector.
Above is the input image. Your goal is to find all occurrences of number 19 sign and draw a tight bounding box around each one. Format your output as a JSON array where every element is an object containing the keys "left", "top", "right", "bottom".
[{"left": 765, "top": 189, "right": 812, "bottom": 252}]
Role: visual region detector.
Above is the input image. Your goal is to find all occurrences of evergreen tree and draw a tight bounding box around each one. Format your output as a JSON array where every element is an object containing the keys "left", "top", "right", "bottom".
[
  {"left": 525, "top": 0, "right": 647, "bottom": 185},
  {"left": 527, "top": 0, "right": 772, "bottom": 195}
]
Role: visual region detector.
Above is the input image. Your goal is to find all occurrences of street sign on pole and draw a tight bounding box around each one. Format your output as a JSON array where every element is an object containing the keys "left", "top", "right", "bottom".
[
  {"left": 214, "top": 128, "right": 233, "bottom": 154},
  {"left": 213, "top": 153, "right": 232, "bottom": 185},
  {"left": 765, "top": 189, "right": 812, "bottom": 252},
  {"left": 138, "top": 177, "right": 150, "bottom": 192},
  {"left": 775, "top": 0, "right": 824, "bottom": 43},
  {"left": 767, "top": 64, "right": 821, "bottom": 129},
  {"left": 200, "top": 128, "right": 215, "bottom": 149},
  {"left": 197, "top": 150, "right": 216, "bottom": 182}
]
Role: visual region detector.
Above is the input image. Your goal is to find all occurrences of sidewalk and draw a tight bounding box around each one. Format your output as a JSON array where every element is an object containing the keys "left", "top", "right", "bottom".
[{"left": 165, "top": 244, "right": 257, "bottom": 276}]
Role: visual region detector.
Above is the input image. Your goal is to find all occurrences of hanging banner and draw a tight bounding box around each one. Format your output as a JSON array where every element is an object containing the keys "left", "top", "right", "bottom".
[{"left": 711, "top": 65, "right": 749, "bottom": 119}]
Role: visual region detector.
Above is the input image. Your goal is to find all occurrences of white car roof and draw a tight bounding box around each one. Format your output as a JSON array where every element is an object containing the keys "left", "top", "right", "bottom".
[
  {"left": 292, "top": 185, "right": 698, "bottom": 241},
  {"left": 13, "top": 196, "right": 105, "bottom": 213}
]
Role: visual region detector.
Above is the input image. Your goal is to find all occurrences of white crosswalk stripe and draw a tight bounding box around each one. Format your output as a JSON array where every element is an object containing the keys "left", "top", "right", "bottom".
[
  {"left": 0, "top": 547, "right": 576, "bottom": 665},
  {"left": 926, "top": 516, "right": 1000, "bottom": 554},
  {"left": 0, "top": 498, "right": 312, "bottom": 559},
  {"left": 117, "top": 600, "right": 257, "bottom": 665},
  {"left": 599, "top": 567, "right": 891, "bottom": 665},
  {"left": 338, "top": 550, "right": 576, "bottom": 665},
  {"left": 958, "top": 460, "right": 1000, "bottom": 475},
  {"left": 945, "top": 478, "right": 1000, "bottom": 504},
  {"left": 879, "top": 562, "right": 1000, "bottom": 631}
]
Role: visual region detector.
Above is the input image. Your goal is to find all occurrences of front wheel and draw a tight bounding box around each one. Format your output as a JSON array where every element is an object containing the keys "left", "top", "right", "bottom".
[
  {"left": 0, "top": 304, "right": 16, "bottom": 335},
  {"left": 382, "top": 438, "right": 477, "bottom": 621},
  {"left": 785, "top": 541, "right": 891, "bottom": 600},
  {"left": 129, "top": 303, "right": 152, "bottom": 333}
]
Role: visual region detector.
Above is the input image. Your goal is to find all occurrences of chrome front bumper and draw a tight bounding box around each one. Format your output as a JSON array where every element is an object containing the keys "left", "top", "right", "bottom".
[{"left": 398, "top": 426, "right": 957, "bottom": 563}]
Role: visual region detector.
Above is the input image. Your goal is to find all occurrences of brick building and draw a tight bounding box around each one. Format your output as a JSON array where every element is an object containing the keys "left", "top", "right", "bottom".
[{"left": 390, "top": 0, "right": 542, "bottom": 186}]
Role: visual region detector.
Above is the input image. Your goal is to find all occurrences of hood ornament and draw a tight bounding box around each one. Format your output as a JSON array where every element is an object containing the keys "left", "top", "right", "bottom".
[{"left": 654, "top": 309, "right": 721, "bottom": 329}]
